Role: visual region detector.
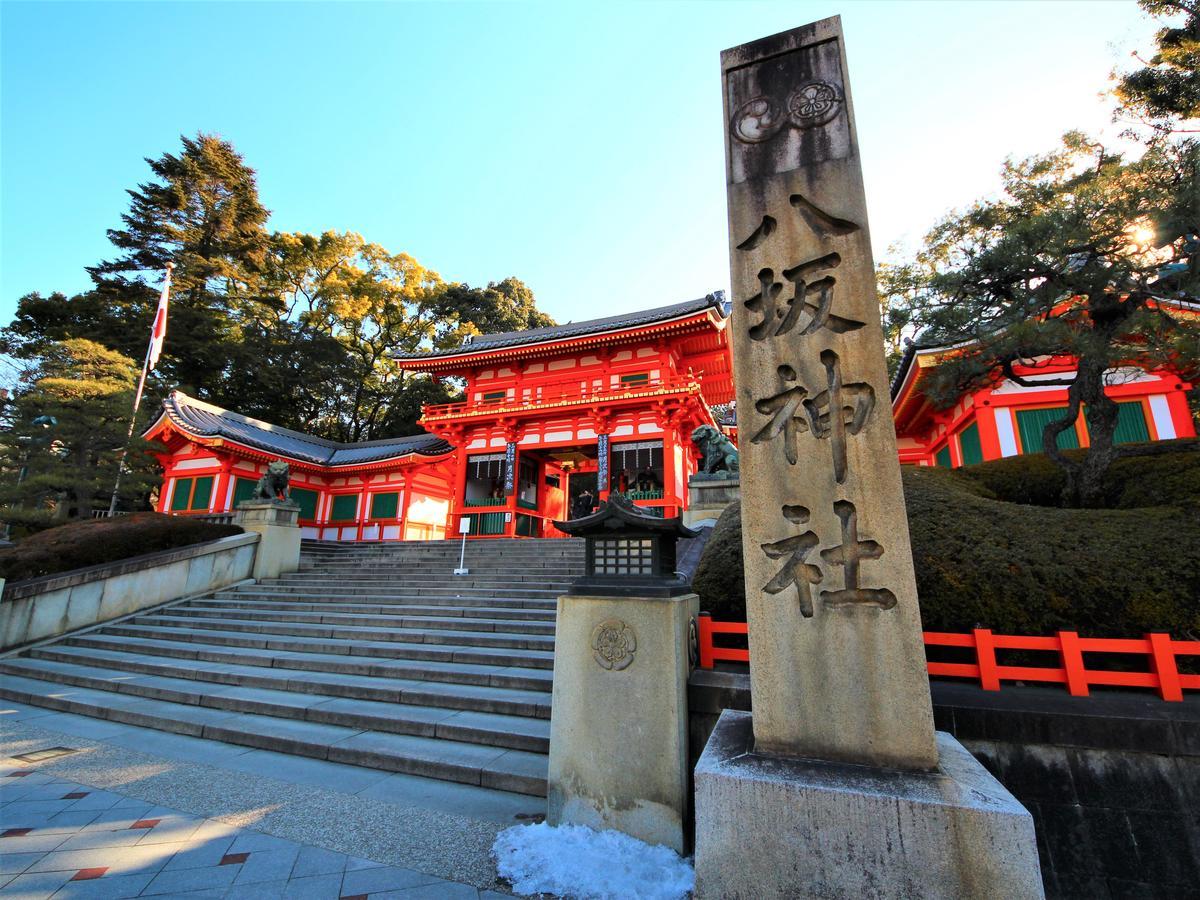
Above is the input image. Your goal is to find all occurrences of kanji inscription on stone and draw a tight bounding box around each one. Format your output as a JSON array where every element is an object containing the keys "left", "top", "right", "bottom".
[{"left": 722, "top": 16, "right": 938, "bottom": 769}]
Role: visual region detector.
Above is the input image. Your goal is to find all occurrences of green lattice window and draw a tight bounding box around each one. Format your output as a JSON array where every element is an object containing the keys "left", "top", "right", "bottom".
[
  {"left": 370, "top": 492, "right": 399, "bottom": 520},
  {"left": 1113, "top": 401, "right": 1151, "bottom": 444},
  {"left": 1016, "top": 407, "right": 1080, "bottom": 454},
  {"left": 934, "top": 445, "right": 952, "bottom": 469},
  {"left": 291, "top": 488, "right": 319, "bottom": 521},
  {"left": 169, "top": 475, "right": 214, "bottom": 511},
  {"left": 232, "top": 477, "right": 258, "bottom": 507},
  {"left": 620, "top": 372, "right": 650, "bottom": 386},
  {"left": 330, "top": 494, "right": 359, "bottom": 522},
  {"left": 958, "top": 422, "right": 983, "bottom": 466}
]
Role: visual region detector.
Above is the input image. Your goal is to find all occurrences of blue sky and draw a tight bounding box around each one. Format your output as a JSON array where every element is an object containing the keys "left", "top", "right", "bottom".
[{"left": 1, "top": 1, "right": 1160, "bottom": 328}]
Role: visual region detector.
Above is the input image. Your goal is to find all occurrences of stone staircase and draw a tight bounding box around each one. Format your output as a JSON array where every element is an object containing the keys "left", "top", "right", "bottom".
[{"left": 0, "top": 538, "right": 585, "bottom": 797}]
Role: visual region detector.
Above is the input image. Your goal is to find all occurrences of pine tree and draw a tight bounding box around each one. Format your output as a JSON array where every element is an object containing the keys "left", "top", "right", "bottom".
[{"left": 0, "top": 340, "right": 160, "bottom": 524}]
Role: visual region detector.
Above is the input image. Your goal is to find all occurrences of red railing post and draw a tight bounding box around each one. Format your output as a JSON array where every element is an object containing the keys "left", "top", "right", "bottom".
[
  {"left": 698, "top": 613, "right": 714, "bottom": 669},
  {"left": 972, "top": 628, "right": 1001, "bottom": 691},
  {"left": 1058, "top": 631, "right": 1090, "bottom": 697},
  {"left": 1147, "top": 633, "right": 1184, "bottom": 702}
]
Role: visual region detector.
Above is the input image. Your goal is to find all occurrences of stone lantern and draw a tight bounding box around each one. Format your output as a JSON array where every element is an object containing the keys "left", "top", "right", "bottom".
[
  {"left": 554, "top": 492, "right": 698, "bottom": 597},
  {"left": 545, "top": 495, "right": 699, "bottom": 854}
]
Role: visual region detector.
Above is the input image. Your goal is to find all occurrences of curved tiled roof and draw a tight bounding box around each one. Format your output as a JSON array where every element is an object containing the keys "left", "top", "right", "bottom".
[
  {"left": 152, "top": 392, "right": 452, "bottom": 466},
  {"left": 395, "top": 292, "right": 728, "bottom": 361}
]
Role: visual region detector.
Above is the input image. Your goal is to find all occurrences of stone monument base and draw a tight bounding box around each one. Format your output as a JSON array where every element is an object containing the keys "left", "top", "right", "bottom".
[
  {"left": 235, "top": 501, "right": 301, "bottom": 581},
  {"left": 683, "top": 476, "right": 739, "bottom": 528},
  {"left": 694, "top": 710, "right": 1044, "bottom": 900}
]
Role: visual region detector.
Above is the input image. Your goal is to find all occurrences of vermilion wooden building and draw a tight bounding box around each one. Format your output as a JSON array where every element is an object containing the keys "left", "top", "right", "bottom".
[
  {"left": 891, "top": 338, "right": 1196, "bottom": 468},
  {"left": 149, "top": 292, "right": 1194, "bottom": 537},
  {"left": 148, "top": 294, "right": 734, "bottom": 540}
]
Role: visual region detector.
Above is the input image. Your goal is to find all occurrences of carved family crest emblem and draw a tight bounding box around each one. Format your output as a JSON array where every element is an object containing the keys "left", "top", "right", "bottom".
[{"left": 591, "top": 618, "right": 637, "bottom": 671}]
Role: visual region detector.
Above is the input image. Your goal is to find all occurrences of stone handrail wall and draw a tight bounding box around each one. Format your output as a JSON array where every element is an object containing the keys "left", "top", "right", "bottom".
[{"left": 0, "top": 532, "right": 260, "bottom": 652}]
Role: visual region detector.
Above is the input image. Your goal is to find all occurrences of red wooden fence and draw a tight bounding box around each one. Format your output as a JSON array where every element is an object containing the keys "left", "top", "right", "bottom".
[{"left": 695, "top": 613, "right": 1200, "bottom": 701}]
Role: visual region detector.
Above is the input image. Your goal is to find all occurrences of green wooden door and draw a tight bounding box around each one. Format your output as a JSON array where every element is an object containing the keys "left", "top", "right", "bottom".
[
  {"left": 291, "top": 488, "right": 319, "bottom": 521},
  {"left": 170, "top": 478, "right": 193, "bottom": 511},
  {"left": 934, "top": 445, "right": 952, "bottom": 469},
  {"left": 330, "top": 494, "right": 358, "bottom": 522},
  {"left": 1016, "top": 407, "right": 1080, "bottom": 453},
  {"left": 958, "top": 422, "right": 984, "bottom": 466},
  {"left": 1114, "top": 401, "right": 1151, "bottom": 444}
]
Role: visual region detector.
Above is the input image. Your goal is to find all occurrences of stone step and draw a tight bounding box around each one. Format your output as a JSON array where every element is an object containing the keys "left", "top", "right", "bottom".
[
  {"left": 58, "top": 635, "right": 553, "bottom": 695},
  {"left": 0, "top": 657, "right": 550, "bottom": 753},
  {"left": 125, "top": 613, "right": 557, "bottom": 651},
  {"left": 215, "top": 588, "right": 557, "bottom": 610},
  {"left": 168, "top": 604, "right": 557, "bottom": 636},
  {"left": 274, "top": 575, "right": 576, "bottom": 589},
  {"left": 92, "top": 622, "right": 557, "bottom": 670},
  {"left": 189, "top": 597, "right": 556, "bottom": 622},
  {"left": 0, "top": 673, "right": 547, "bottom": 795},
  {"left": 244, "top": 582, "right": 568, "bottom": 598}
]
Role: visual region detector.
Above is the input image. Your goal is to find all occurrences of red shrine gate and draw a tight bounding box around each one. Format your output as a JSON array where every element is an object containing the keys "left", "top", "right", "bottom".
[{"left": 400, "top": 294, "right": 734, "bottom": 539}]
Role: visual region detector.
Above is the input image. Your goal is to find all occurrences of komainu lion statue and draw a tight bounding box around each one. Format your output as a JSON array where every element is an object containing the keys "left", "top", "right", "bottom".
[
  {"left": 691, "top": 425, "right": 739, "bottom": 477},
  {"left": 253, "top": 460, "right": 291, "bottom": 502}
]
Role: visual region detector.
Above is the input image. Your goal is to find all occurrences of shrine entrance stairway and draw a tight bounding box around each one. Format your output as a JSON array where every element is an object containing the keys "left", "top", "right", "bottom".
[{"left": 0, "top": 538, "right": 585, "bottom": 798}]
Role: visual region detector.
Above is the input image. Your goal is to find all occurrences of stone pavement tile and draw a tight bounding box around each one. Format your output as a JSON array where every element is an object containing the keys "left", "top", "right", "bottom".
[
  {"left": 224, "top": 879, "right": 288, "bottom": 899},
  {"left": 4, "top": 799, "right": 75, "bottom": 821},
  {"left": 339, "top": 864, "right": 442, "bottom": 896},
  {"left": 46, "top": 870, "right": 155, "bottom": 899},
  {"left": 228, "top": 831, "right": 301, "bottom": 854},
  {"left": 480, "top": 892, "right": 512, "bottom": 899},
  {"left": 108, "top": 798, "right": 147, "bottom": 810},
  {"left": 76, "top": 807, "right": 156, "bottom": 833},
  {"left": 344, "top": 856, "right": 385, "bottom": 871},
  {"left": 63, "top": 791, "right": 126, "bottom": 813},
  {"left": 231, "top": 847, "right": 300, "bottom": 885},
  {"left": 159, "top": 834, "right": 236, "bottom": 871},
  {"left": 355, "top": 772, "right": 540, "bottom": 825},
  {"left": 0, "top": 832, "right": 70, "bottom": 853},
  {"left": 139, "top": 861, "right": 242, "bottom": 895},
  {"left": 27, "top": 840, "right": 189, "bottom": 877},
  {"left": 0, "top": 850, "right": 44, "bottom": 876},
  {"left": 372, "top": 882, "right": 480, "bottom": 899},
  {"left": 54, "top": 829, "right": 146, "bottom": 852},
  {"left": 2, "top": 866, "right": 77, "bottom": 898},
  {"left": 37, "top": 810, "right": 106, "bottom": 834},
  {"left": 23, "top": 713, "right": 133, "bottom": 742},
  {"left": 134, "top": 814, "right": 205, "bottom": 846},
  {"left": 289, "top": 846, "right": 347, "bottom": 879},
  {"left": 279, "top": 872, "right": 343, "bottom": 898}
]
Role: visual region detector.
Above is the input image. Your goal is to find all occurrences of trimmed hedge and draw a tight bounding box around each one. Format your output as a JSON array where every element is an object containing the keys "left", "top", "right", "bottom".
[
  {"left": 693, "top": 454, "right": 1200, "bottom": 639},
  {"left": 0, "top": 513, "right": 243, "bottom": 583}
]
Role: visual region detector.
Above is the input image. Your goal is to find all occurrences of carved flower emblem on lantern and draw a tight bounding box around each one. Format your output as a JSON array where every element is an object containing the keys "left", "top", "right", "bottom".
[
  {"left": 591, "top": 618, "right": 637, "bottom": 671},
  {"left": 786, "top": 81, "right": 842, "bottom": 129}
]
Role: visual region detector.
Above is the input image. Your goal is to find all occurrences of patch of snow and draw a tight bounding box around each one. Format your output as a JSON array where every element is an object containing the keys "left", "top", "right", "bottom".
[{"left": 492, "top": 822, "right": 695, "bottom": 899}]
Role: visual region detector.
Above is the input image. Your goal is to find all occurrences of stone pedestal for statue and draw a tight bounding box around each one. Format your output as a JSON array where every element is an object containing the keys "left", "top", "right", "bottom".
[
  {"left": 693, "top": 17, "right": 1044, "bottom": 897},
  {"left": 235, "top": 501, "right": 301, "bottom": 581},
  {"left": 683, "top": 476, "right": 740, "bottom": 529},
  {"left": 547, "top": 498, "right": 697, "bottom": 854}
]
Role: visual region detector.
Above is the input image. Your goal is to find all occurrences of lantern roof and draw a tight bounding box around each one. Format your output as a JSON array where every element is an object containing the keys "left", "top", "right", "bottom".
[{"left": 553, "top": 493, "right": 699, "bottom": 539}]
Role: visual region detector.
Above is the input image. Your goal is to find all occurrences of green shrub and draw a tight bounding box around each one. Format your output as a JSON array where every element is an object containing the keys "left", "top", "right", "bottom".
[
  {"left": 693, "top": 501, "right": 745, "bottom": 621},
  {"left": 693, "top": 458, "right": 1199, "bottom": 639},
  {"left": 0, "top": 513, "right": 243, "bottom": 583}
]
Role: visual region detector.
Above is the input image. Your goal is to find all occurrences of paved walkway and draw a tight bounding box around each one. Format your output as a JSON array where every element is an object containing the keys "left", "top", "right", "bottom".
[{"left": 0, "top": 700, "right": 536, "bottom": 898}]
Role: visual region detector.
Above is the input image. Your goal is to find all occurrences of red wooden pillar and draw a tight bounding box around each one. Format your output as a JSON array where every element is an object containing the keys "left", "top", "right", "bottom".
[
  {"left": 447, "top": 429, "right": 469, "bottom": 539},
  {"left": 973, "top": 394, "right": 1004, "bottom": 462},
  {"left": 212, "top": 458, "right": 233, "bottom": 513},
  {"left": 357, "top": 481, "right": 369, "bottom": 542},
  {"left": 397, "top": 470, "right": 411, "bottom": 542},
  {"left": 1166, "top": 384, "right": 1196, "bottom": 438}
]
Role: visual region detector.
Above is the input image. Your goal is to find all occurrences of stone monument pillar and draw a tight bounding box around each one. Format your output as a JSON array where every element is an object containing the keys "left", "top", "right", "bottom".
[
  {"left": 692, "top": 17, "right": 1044, "bottom": 898},
  {"left": 236, "top": 501, "right": 301, "bottom": 581},
  {"left": 546, "top": 497, "right": 697, "bottom": 854}
]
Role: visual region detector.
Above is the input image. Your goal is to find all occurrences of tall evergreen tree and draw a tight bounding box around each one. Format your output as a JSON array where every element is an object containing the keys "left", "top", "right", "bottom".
[
  {"left": 86, "top": 133, "right": 271, "bottom": 396},
  {"left": 0, "top": 340, "right": 159, "bottom": 524}
]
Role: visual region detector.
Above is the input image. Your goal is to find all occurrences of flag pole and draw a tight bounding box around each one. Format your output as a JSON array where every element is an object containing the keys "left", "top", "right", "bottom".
[{"left": 107, "top": 263, "right": 173, "bottom": 516}]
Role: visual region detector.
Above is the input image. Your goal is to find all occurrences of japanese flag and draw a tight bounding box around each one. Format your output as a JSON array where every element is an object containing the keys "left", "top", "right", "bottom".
[{"left": 147, "top": 264, "right": 174, "bottom": 372}]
